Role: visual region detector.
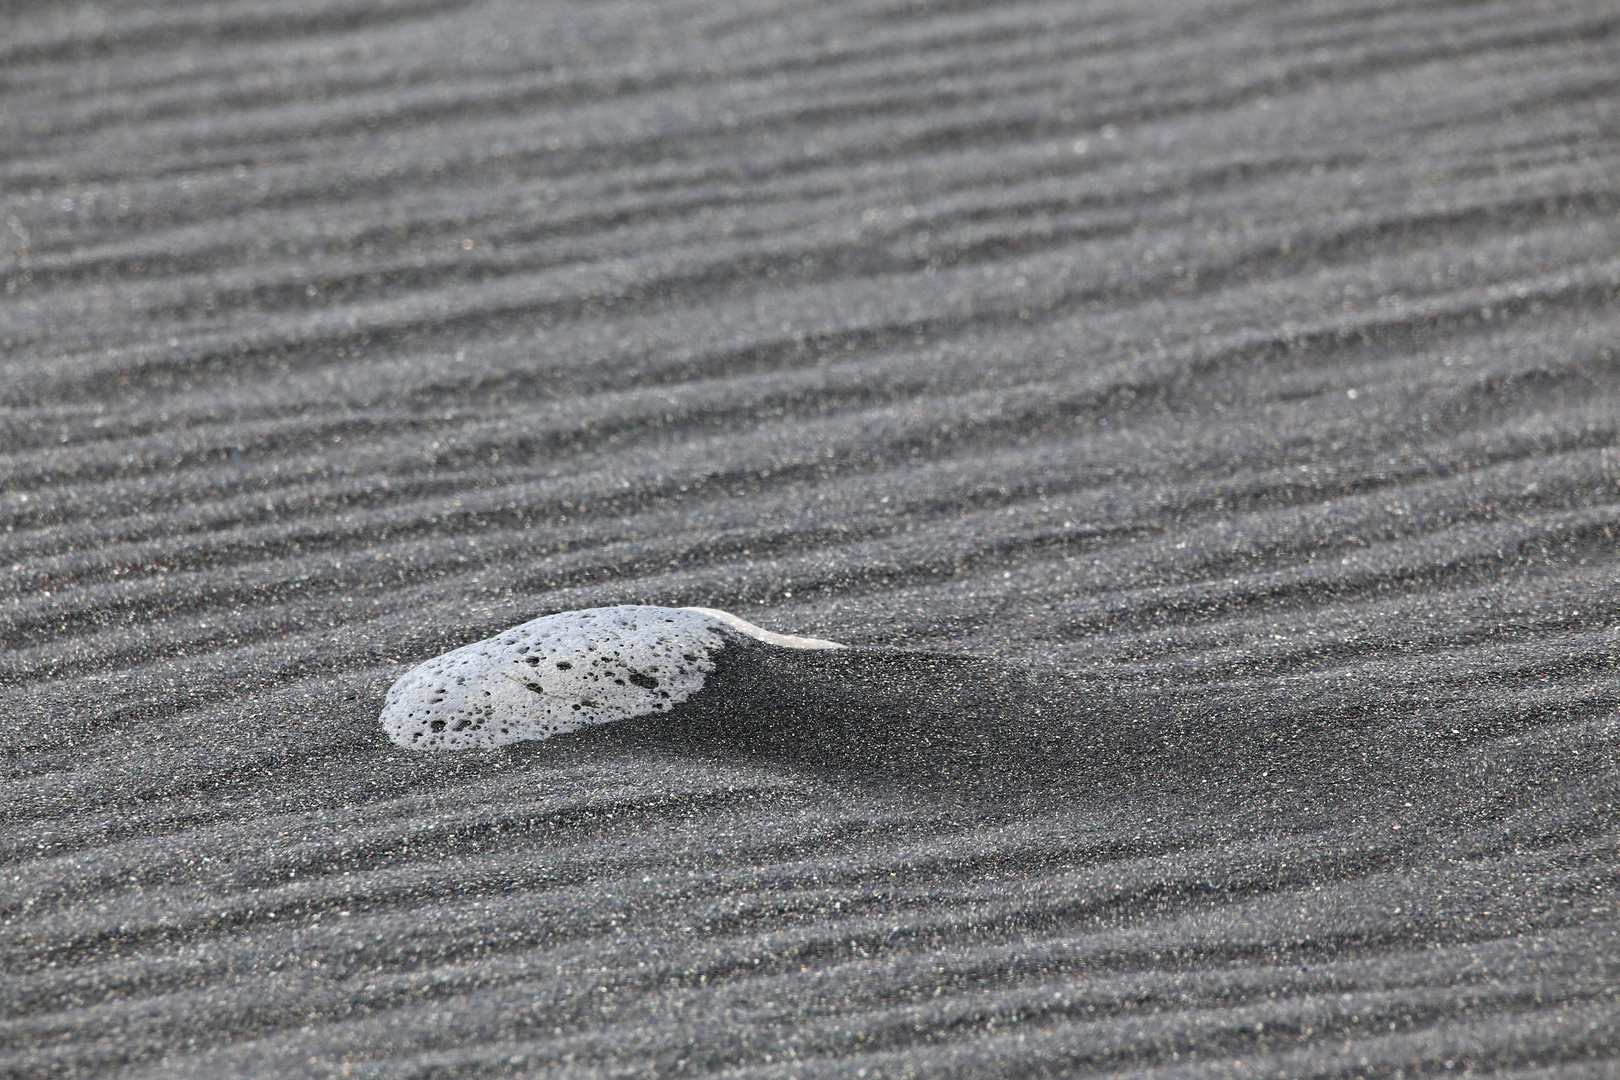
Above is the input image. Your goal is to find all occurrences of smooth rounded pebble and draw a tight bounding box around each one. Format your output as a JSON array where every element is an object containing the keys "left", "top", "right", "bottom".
[{"left": 381, "top": 605, "right": 843, "bottom": 750}]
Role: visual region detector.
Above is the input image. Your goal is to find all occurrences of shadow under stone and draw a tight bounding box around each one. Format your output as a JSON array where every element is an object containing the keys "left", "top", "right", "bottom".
[
  {"left": 550, "top": 640, "right": 1307, "bottom": 804},
  {"left": 547, "top": 637, "right": 1580, "bottom": 821}
]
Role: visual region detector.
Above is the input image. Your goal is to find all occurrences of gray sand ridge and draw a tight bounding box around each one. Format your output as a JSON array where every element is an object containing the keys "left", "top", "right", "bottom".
[{"left": 3, "top": 0, "right": 1619, "bottom": 1077}]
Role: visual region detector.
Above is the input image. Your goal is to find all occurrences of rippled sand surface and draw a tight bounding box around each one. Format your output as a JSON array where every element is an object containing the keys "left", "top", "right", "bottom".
[{"left": 4, "top": 1, "right": 1619, "bottom": 1075}]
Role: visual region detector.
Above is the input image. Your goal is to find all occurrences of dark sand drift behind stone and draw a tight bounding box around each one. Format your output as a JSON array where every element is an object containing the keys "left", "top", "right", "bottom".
[{"left": 4, "top": 0, "right": 1620, "bottom": 1076}]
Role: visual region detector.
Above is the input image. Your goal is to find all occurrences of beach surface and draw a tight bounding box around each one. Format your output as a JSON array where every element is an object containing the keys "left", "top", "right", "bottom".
[{"left": 4, "top": 0, "right": 1619, "bottom": 1075}]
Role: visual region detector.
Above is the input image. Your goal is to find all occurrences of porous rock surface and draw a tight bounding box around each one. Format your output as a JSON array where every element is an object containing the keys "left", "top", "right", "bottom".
[
  {"left": 381, "top": 606, "right": 729, "bottom": 749},
  {"left": 381, "top": 605, "right": 843, "bottom": 749}
]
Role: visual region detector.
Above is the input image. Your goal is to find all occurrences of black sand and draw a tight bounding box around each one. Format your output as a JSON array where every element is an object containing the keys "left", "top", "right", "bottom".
[{"left": 4, "top": 0, "right": 1619, "bottom": 1075}]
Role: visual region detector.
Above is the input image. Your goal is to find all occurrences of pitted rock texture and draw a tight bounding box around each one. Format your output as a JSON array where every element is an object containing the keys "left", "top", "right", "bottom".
[
  {"left": 380, "top": 605, "right": 841, "bottom": 750},
  {"left": 381, "top": 606, "right": 731, "bottom": 749}
]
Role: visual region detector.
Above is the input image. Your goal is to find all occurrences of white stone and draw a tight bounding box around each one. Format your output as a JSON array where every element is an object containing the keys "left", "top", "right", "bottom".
[{"left": 380, "top": 605, "right": 842, "bottom": 750}]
